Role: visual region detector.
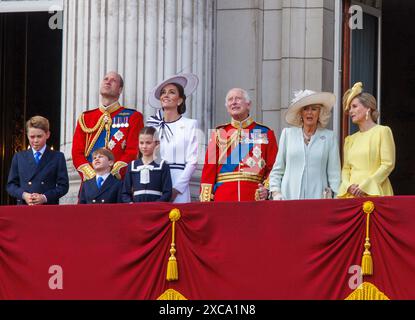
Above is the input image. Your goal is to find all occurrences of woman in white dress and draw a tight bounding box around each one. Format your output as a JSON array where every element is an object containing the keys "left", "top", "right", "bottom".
[
  {"left": 269, "top": 90, "right": 341, "bottom": 200},
  {"left": 147, "top": 74, "right": 199, "bottom": 203}
]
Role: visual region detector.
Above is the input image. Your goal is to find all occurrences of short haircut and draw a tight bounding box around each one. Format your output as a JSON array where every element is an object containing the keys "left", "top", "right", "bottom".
[
  {"left": 92, "top": 148, "right": 115, "bottom": 162},
  {"left": 118, "top": 74, "right": 124, "bottom": 88},
  {"left": 26, "top": 116, "right": 50, "bottom": 133},
  {"left": 224, "top": 88, "right": 251, "bottom": 107}
]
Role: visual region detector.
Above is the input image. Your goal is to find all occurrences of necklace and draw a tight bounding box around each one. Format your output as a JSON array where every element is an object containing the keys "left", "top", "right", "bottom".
[{"left": 303, "top": 130, "right": 313, "bottom": 145}]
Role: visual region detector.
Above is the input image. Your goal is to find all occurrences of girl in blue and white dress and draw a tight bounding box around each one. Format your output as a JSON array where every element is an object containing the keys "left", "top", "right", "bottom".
[
  {"left": 147, "top": 74, "right": 199, "bottom": 203},
  {"left": 121, "top": 127, "right": 172, "bottom": 203}
]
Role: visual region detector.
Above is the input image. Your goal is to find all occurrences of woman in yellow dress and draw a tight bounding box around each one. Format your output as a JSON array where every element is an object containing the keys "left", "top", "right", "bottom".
[{"left": 338, "top": 82, "right": 396, "bottom": 198}]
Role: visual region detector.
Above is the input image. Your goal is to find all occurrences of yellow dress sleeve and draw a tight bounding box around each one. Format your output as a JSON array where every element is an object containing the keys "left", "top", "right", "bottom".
[
  {"left": 359, "top": 126, "right": 396, "bottom": 195},
  {"left": 337, "top": 136, "right": 353, "bottom": 198}
]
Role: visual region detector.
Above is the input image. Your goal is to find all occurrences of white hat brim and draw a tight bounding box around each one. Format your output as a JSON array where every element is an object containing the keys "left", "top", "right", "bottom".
[
  {"left": 285, "top": 92, "right": 336, "bottom": 127},
  {"left": 148, "top": 73, "right": 199, "bottom": 109}
]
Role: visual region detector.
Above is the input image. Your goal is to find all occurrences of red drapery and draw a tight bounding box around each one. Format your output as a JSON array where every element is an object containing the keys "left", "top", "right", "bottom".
[{"left": 1, "top": 197, "right": 415, "bottom": 300}]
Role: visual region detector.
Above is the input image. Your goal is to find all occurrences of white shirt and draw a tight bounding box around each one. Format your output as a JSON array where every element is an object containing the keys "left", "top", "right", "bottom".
[
  {"left": 96, "top": 172, "right": 111, "bottom": 184},
  {"left": 31, "top": 145, "right": 47, "bottom": 159}
]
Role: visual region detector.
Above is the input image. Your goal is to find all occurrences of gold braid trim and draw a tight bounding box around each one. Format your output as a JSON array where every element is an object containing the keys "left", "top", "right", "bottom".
[
  {"left": 217, "top": 172, "right": 263, "bottom": 184},
  {"left": 77, "top": 163, "right": 96, "bottom": 181},
  {"left": 111, "top": 161, "right": 128, "bottom": 180},
  {"left": 78, "top": 112, "right": 113, "bottom": 158},
  {"left": 200, "top": 184, "right": 214, "bottom": 202}
]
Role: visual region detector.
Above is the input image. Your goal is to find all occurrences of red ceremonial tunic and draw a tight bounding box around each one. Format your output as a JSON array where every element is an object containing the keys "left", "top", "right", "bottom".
[
  {"left": 200, "top": 116, "right": 278, "bottom": 202},
  {"left": 72, "top": 102, "right": 144, "bottom": 181}
]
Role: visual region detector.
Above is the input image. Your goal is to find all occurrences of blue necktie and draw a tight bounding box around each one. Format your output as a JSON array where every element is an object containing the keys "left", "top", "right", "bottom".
[
  {"left": 97, "top": 177, "right": 104, "bottom": 189},
  {"left": 34, "top": 151, "right": 41, "bottom": 165}
]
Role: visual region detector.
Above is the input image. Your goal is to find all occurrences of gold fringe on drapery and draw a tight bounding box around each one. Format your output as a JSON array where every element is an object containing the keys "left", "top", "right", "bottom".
[
  {"left": 346, "top": 282, "right": 389, "bottom": 300},
  {"left": 361, "top": 201, "right": 375, "bottom": 276},
  {"left": 166, "top": 208, "right": 181, "bottom": 282},
  {"left": 158, "top": 289, "right": 188, "bottom": 300}
]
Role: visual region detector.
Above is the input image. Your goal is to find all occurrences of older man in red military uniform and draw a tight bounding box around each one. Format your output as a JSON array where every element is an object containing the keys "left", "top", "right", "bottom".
[
  {"left": 72, "top": 72, "right": 144, "bottom": 181},
  {"left": 200, "top": 88, "right": 278, "bottom": 202}
]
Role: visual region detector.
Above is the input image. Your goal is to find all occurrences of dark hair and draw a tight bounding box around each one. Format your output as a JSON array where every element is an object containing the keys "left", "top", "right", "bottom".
[
  {"left": 138, "top": 127, "right": 159, "bottom": 159},
  {"left": 139, "top": 126, "right": 158, "bottom": 137},
  {"left": 159, "top": 83, "right": 187, "bottom": 115},
  {"left": 92, "top": 148, "right": 115, "bottom": 162}
]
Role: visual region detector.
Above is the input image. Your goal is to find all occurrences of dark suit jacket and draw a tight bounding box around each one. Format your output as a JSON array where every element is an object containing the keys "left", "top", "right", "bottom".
[
  {"left": 79, "top": 174, "right": 122, "bottom": 204},
  {"left": 6, "top": 148, "right": 69, "bottom": 205}
]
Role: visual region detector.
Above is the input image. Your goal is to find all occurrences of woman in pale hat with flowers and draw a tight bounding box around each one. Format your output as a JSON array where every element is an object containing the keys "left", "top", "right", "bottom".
[
  {"left": 147, "top": 73, "right": 199, "bottom": 203},
  {"left": 338, "top": 82, "right": 395, "bottom": 198},
  {"left": 269, "top": 90, "right": 341, "bottom": 200}
]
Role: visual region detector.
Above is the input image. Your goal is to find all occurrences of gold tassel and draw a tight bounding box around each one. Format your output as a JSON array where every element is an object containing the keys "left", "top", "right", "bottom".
[
  {"left": 167, "top": 209, "right": 181, "bottom": 282},
  {"left": 361, "top": 201, "right": 375, "bottom": 276}
]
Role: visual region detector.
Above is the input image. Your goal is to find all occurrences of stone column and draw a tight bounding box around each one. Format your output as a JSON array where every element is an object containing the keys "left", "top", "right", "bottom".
[
  {"left": 60, "top": 0, "right": 214, "bottom": 203},
  {"left": 280, "top": 0, "right": 335, "bottom": 130},
  {"left": 214, "top": 0, "right": 336, "bottom": 135}
]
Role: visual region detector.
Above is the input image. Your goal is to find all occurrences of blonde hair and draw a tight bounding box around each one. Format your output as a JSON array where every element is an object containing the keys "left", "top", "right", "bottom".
[
  {"left": 317, "top": 105, "right": 332, "bottom": 128},
  {"left": 355, "top": 93, "right": 379, "bottom": 122},
  {"left": 26, "top": 116, "right": 50, "bottom": 133}
]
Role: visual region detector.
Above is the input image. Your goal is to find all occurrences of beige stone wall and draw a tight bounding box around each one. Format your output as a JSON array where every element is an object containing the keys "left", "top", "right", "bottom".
[{"left": 214, "top": 0, "right": 337, "bottom": 137}]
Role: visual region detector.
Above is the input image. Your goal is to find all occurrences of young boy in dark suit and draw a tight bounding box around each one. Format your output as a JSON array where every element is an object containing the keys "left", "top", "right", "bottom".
[
  {"left": 7, "top": 116, "right": 69, "bottom": 205},
  {"left": 79, "top": 148, "right": 122, "bottom": 204}
]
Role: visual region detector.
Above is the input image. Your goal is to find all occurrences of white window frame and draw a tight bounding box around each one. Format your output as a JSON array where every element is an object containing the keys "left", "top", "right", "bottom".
[{"left": 0, "top": 1, "right": 63, "bottom": 13}]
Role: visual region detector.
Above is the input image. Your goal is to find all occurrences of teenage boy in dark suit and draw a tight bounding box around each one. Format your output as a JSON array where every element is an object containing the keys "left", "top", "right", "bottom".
[{"left": 7, "top": 116, "right": 69, "bottom": 205}]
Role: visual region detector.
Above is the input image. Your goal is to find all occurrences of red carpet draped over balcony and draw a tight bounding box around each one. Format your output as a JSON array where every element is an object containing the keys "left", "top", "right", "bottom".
[{"left": 1, "top": 197, "right": 415, "bottom": 300}]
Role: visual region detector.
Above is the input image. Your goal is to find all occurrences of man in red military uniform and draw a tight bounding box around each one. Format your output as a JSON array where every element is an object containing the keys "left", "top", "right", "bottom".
[
  {"left": 72, "top": 71, "right": 144, "bottom": 181},
  {"left": 200, "top": 88, "right": 278, "bottom": 202}
]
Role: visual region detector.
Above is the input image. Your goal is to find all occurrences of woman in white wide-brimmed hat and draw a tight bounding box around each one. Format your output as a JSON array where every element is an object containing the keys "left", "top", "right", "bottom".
[
  {"left": 269, "top": 90, "right": 341, "bottom": 200},
  {"left": 147, "top": 73, "right": 199, "bottom": 203}
]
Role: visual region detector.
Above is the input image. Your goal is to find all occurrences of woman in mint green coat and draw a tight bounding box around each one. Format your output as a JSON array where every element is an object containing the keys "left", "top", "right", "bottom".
[{"left": 269, "top": 90, "right": 341, "bottom": 200}]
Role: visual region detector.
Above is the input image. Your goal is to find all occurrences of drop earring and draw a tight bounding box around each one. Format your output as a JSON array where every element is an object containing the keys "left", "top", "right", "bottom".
[{"left": 366, "top": 110, "right": 370, "bottom": 121}]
